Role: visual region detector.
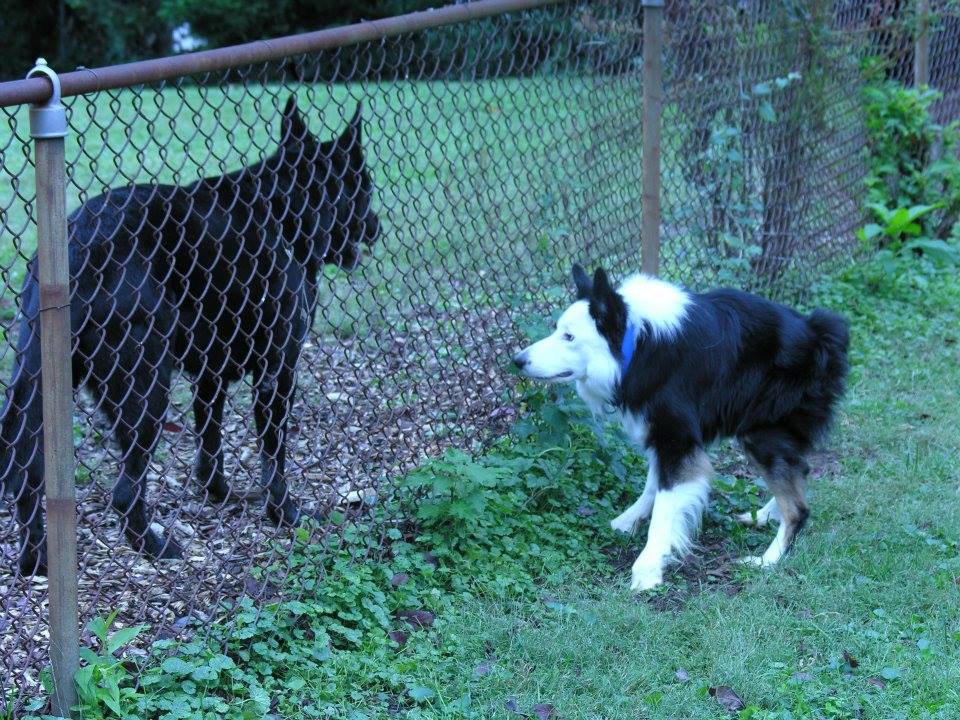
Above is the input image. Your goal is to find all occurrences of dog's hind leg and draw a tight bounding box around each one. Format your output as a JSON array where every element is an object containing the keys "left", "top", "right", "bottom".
[
  {"left": 630, "top": 449, "right": 712, "bottom": 592},
  {"left": 2, "top": 390, "right": 47, "bottom": 574},
  {"left": 98, "top": 329, "right": 182, "bottom": 560},
  {"left": 611, "top": 453, "right": 658, "bottom": 534},
  {"left": 735, "top": 497, "right": 781, "bottom": 527},
  {"left": 192, "top": 375, "right": 231, "bottom": 502},
  {"left": 254, "top": 362, "right": 300, "bottom": 527},
  {"left": 738, "top": 432, "right": 810, "bottom": 568},
  {"left": 0, "top": 288, "right": 50, "bottom": 575}
]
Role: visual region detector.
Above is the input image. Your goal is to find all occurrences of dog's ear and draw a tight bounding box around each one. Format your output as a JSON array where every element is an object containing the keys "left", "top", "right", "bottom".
[
  {"left": 336, "top": 103, "right": 362, "bottom": 157},
  {"left": 281, "top": 95, "right": 309, "bottom": 145},
  {"left": 572, "top": 263, "right": 592, "bottom": 300},
  {"left": 592, "top": 267, "right": 614, "bottom": 297},
  {"left": 588, "top": 267, "right": 620, "bottom": 326}
]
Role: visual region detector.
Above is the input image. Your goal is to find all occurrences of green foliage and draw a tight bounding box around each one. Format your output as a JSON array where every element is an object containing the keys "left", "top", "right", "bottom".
[
  {"left": 854, "top": 81, "right": 960, "bottom": 295},
  {"left": 0, "top": 0, "right": 172, "bottom": 82},
  {"left": 70, "top": 612, "right": 146, "bottom": 718},
  {"left": 0, "top": 0, "right": 576, "bottom": 84},
  {"left": 691, "top": 72, "right": 804, "bottom": 284},
  {"left": 26, "top": 381, "right": 642, "bottom": 719},
  {"left": 861, "top": 81, "right": 960, "bottom": 251},
  {"left": 156, "top": 0, "right": 434, "bottom": 51}
]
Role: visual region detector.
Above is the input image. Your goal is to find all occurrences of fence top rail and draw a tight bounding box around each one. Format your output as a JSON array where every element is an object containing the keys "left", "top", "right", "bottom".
[{"left": 0, "top": 0, "right": 561, "bottom": 108}]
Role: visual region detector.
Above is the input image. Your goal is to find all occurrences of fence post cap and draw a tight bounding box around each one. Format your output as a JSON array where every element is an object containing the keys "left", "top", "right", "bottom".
[{"left": 26, "top": 58, "right": 68, "bottom": 139}]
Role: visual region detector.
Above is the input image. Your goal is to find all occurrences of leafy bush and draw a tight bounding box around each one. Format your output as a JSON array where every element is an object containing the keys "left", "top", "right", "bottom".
[{"left": 861, "top": 82, "right": 960, "bottom": 249}]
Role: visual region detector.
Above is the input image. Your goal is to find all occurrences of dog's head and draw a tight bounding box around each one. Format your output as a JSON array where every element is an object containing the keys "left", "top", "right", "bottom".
[
  {"left": 279, "top": 96, "right": 380, "bottom": 269},
  {"left": 512, "top": 264, "right": 626, "bottom": 384}
]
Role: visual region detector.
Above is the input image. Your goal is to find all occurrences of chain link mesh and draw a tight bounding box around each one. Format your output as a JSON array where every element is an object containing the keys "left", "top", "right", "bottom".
[{"left": 0, "top": 0, "right": 958, "bottom": 713}]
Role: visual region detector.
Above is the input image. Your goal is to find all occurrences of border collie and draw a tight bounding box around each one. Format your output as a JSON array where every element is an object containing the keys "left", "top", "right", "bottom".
[
  {"left": 513, "top": 266, "right": 849, "bottom": 591},
  {"left": 0, "top": 97, "right": 379, "bottom": 575}
]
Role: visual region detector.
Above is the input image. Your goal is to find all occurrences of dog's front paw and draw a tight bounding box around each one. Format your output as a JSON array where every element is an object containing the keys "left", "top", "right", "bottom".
[
  {"left": 629, "top": 557, "right": 664, "bottom": 592},
  {"left": 139, "top": 528, "right": 183, "bottom": 561},
  {"left": 610, "top": 512, "right": 639, "bottom": 535},
  {"left": 18, "top": 546, "right": 48, "bottom": 577},
  {"left": 736, "top": 555, "right": 772, "bottom": 568},
  {"left": 267, "top": 498, "right": 302, "bottom": 527}
]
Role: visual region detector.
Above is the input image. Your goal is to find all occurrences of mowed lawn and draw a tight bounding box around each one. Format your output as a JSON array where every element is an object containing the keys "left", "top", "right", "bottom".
[
  {"left": 408, "top": 272, "right": 960, "bottom": 719},
  {"left": 0, "top": 76, "right": 645, "bottom": 338}
]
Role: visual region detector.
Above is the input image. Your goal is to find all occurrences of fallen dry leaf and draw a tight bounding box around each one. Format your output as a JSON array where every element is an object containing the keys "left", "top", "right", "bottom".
[
  {"left": 390, "top": 573, "right": 410, "bottom": 588},
  {"left": 532, "top": 703, "right": 555, "bottom": 719},
  {"left": 474, "top": 660, "right": 494, "bottom": 677},
  {"left": 395, "top": 609, "right": 435, "bottom": 629},
  {"left": 709, "top": 686, "right": 746, "bottom": 713},
  {"left": 843, "top": 650, "right": 859, "bottom": 669},
  {"left": 504, "top": 698, "right": 525, "bottom": 715},
  {"left": 866, "top": 676, "right": 886, "bottom": 690},
  {"left": 388, "top": 630, "right": 408, "bottom": 646}
]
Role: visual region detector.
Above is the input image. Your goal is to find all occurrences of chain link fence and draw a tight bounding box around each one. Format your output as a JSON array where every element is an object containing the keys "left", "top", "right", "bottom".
[{"left": 0, "top": 0, "right": 957, "bottom": 714}]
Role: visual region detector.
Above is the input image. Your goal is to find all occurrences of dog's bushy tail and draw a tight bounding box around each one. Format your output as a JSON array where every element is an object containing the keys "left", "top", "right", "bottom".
[
  {"left": 0, "top": 271, "right": 45, "bottom": 499},
  {"left": 807, "top": 308, "right": 850, "bottom": 401}
]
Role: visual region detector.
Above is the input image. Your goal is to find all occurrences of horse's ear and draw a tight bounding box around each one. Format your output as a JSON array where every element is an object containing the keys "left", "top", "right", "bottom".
[{"left": 572, "top": 263, "right": 592, "bottom": 300}]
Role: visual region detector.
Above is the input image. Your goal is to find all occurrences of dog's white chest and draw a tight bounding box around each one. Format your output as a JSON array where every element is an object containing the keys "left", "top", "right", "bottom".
[{"left": 620, "top": 411, "right": 648, "bottom": 445}]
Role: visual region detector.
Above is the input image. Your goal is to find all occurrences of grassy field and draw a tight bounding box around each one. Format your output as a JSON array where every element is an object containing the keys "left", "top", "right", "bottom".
[
  {"left": 22, "top": 250, "right": 958, "bottom": 720},
  {"left": 406, "top": 263, "right": 960, "bottom": 719}
]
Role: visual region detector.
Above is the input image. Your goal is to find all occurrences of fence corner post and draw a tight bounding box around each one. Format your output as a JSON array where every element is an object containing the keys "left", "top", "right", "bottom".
[
  {"left": 915, "top": 0, "right": 930, "bottom": 87},
  {"left": 641, "top": 0, "right": 664, "bottom": 276},
  {"left": 27, "top": 57, "right": 78, "bottom": 720}
]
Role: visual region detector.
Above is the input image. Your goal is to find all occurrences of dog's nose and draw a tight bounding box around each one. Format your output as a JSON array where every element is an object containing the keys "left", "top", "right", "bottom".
[{"left": 512, "top": 353, "right": 528, "bottom": 370}]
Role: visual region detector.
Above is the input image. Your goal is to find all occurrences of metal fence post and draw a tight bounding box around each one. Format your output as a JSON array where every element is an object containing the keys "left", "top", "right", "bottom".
[
  {"left": 641, "top": 0, "right": 664, "bottom": 276},
  {"left": 27, "top": 58, "right": 78, "bottom": 720},
  {"left": 915, "top": 0, "right": 930, "bottom": 87}
]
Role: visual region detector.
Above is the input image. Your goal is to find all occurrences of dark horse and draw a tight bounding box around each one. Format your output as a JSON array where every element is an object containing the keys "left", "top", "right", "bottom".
[{"left": 0, "top": 97, "right": 380, "bottom": 575}]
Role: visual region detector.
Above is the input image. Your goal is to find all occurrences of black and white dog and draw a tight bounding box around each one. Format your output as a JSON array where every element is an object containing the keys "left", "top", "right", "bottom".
[
  {"left": 0, "top": 97, "right": 379, "bottom": 575},
  {"left": 513, "top": 266, "right": 849, "bottom": 591}
]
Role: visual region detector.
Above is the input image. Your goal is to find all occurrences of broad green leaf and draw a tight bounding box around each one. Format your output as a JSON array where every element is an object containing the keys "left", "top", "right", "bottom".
[
  {"left": 107, "top": 624, "right": 145, "bottom": 654},
  {"left": 160, "top": 657, "right": 195, "bottom": 676},
  {"left": 905, "top": 238, "right": 960, "bottom": 264},
  {"left": 408, "top": 686, "right": 436, "bottom": 702}
]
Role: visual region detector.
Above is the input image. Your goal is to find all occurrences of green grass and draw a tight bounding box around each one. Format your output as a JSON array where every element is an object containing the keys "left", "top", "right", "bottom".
[
  {"left": 417, "top": 264, "right": 960, "bottom": 719},
  {"left": 22, "top": 255, "right": 960, "bottom": 720}
]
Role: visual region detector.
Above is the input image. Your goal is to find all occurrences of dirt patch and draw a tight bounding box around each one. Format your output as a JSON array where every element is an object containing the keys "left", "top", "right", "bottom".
[{"left": 604, "top": 531, "right": 746, "bottom": 613}]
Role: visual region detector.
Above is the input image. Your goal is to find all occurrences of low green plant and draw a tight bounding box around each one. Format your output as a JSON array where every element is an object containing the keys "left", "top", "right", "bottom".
[
  {"left": 860, "top": 81, "right": 960, "bottom": 258},
  {"left": 23, "top": 382, "right": 645, "bottom": 719}
]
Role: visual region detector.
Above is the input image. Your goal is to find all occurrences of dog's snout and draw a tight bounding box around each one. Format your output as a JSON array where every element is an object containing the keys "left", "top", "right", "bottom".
[{"left": 512, "top": 353, "right": 528, "bottom": 370}]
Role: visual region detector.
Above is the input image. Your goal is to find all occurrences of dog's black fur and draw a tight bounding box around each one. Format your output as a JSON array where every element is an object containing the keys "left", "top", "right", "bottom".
[
  {"left": 0, "top": 97, "right": 379, "bottom": 575},
  {"left": 576, "top": 266, "right": 848, "bottom": 547}
]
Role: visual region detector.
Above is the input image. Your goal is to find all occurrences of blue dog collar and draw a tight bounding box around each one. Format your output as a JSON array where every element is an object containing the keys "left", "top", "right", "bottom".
[{"left": 620, "top": 321, "right": 639, "bottom": 371}]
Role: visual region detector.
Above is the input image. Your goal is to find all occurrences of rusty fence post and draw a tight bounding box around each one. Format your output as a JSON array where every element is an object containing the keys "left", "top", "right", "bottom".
[
  {"left": 641, "top": 0, "right": 664, "bottom": 276},
  {"left": 27, "top": 58, "right": 78, "bottom": 720},
  {"left": 915, "top": 0, "right": 930, "bottom": 87}
]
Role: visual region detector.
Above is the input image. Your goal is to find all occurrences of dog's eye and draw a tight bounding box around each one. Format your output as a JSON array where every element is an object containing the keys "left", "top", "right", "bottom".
[{"left": 562, "top": 333, "right": 574, "bottom": 342}]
